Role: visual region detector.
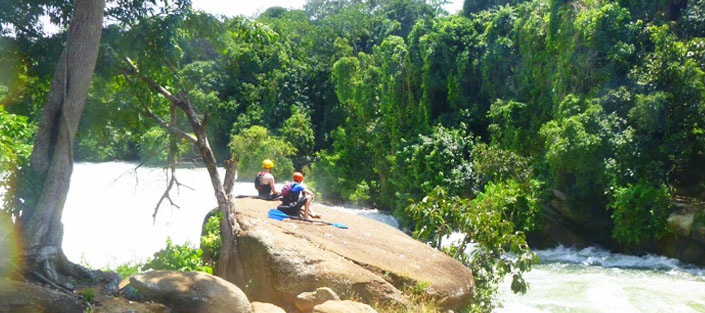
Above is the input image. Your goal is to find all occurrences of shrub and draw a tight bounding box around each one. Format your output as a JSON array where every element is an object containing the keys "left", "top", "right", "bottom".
[
  {"left": 608, "top": 181, "right": 673, "bottom": 245},
  {"left": 138, "top": 127, "right": 191, "bottom": 163},
  {"left": 200, "top": 211, "right": 222, "bottom": 266},
  {"left": 388, "top": 124, "right": 479, "bottom": 214},
  {"left": 110, "top": 261, "right": 144, "bottom": 279},
  {"left": 279, "top": 106, "right": 315, "bottom": 159},
  {"left": 0, "top": 107, "right": 33, "bottom": 171},
  {"left": 229, "top": 125, "right": 296, "bottom": 180},
  {"left": 405, "top": 186, "right": 537, "bottom": 313},
  {"left": 143, "top": 238, "right": 212, "bottom": 274}
]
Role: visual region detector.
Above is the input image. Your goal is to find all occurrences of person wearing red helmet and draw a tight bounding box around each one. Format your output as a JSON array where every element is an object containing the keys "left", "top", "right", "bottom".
[{"left": 277, "top": 171, "right": 319, "bottom": 219}]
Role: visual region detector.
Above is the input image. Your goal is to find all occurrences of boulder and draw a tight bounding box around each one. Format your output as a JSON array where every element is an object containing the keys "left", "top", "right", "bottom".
[
  {"left": 295, "top": 287, "right": 341, "bottom": 312},
  {"left": 252, "top": 302, "right": 286, "bottom": 313},
  {"left": 530, "top": 190, "right": 613, "bottom": 248},
  {"left": 0, "top": 279, "right": 85, "bottom": 313},
  {"left": 220, "top": 198, "right": 474, "bottom": 311},
  {"left": 92, "top": 294, "right": 171, "bottom": 313},
  {"left": 312, "top": 300, "right": 377, "bottom": 313},
  {"left": 128, "top": 270, "right": 251, "bottom": 313},
  {"left": 667, "top": 211, "right": 695, "bottom": 237}
]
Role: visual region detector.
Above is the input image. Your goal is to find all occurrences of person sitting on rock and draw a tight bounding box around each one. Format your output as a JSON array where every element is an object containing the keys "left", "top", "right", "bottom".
[
  {"left": 277, "top": 172, "right": 320, "bottom": 219},
  {"left": 255, "top": 159, "right": 279, "bottom": 200}
]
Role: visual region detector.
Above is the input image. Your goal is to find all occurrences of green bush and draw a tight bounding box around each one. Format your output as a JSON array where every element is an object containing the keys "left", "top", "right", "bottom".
[
  {"left": 200, "top": 211, "right": 222, "bottom": 266},
  {"left": 405, "top": 186, "right": 536, "bottom": 313},
  {"left": 229, "top": 125, "right": 296, "bottom": 180},
  {"left": 143, "top": 238, "right": 212, "bottom": 274},
  {"left": 540, "top": 97, "right": 620, "bottom": 212},
  {"left": 307, "top": 126, "right": 376, "bottom": 204},
  {"left": 138, "top": 127, "right": 192, "bottom": 163},
  {"left": 280, "top": 106, "right": 315, "bottom": 158},
  {"left": 0, "top": 107, "right": 33, "bottom": 169},
  {"left": 109, "top": 261, "right": 144, "bottom": 279},
  {"left": 608, "top": 181, "right": 673, "bottom": 245},
  {"left": 389, "top": 124, "right": 479, "bottom": 213},
  {"left": 102, "top": 237, "right": 214, "bottom": 278},
  {"left": 471, "top": 143, "right": 532, "bottom": 187},
  {"left": 0, "top": 107, "right": 34, "bottom": 211}
]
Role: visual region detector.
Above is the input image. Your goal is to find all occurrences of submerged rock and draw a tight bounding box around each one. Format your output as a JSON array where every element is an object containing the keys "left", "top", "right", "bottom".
[{"left": 220, "top": 198, "right": 474, "bottom": 311}]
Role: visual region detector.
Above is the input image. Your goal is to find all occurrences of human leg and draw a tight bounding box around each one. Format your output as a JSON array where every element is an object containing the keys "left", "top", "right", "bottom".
[
  {"left": 277, "top": 204, "right": 298, "bottom": 216},
  {"left": 303, "top": 195, "right": 319, "bottom": 219}
]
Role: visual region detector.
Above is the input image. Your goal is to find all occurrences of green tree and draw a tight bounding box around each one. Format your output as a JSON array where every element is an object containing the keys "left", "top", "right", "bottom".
[
  {"left": 406, "top": 186, "right": 537, "bottom": 312},
  {"left": 608, "top": 181, "right": 673, "bottom": 245},
  {"left": 280, "top": 106, "right": 315, "bottom": 167},
  {"left": 229, "top": 125, "right": 296, "bottom": 180}
]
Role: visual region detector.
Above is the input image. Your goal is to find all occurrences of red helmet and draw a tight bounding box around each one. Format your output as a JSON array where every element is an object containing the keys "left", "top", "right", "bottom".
[{"left": 293, "top": 172, "right": 304, "bottom": 182}]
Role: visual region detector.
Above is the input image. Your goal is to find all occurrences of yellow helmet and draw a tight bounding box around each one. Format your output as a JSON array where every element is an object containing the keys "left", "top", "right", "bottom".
[{"left": 262, "top": 159, "right": 274, "bottom": 169}]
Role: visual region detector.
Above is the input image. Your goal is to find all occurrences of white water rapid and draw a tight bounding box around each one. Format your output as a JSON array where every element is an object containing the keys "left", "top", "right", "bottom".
[{"left": 57, "top": 162, "right": 705, "bottom": 312}]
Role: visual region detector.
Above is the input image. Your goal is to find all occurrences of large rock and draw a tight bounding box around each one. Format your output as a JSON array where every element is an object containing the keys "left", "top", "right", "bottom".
[
  {"left": 530, "top": 189, "right": 613, "bottom": 248},
  {"left": 221, "top": 198, "right": 474, "bottom": 311},
  {"left": 129, "top": 270, "right": 252, "bottom": 313},
  {"left": 313, "top": 300, "right": 377, "bottom": 313},
  {"left": 295, "top": 287, "right": 340, "bottom": 312},
  {"left": 667, "top": 211, "right": 695, "bottom": 237},
  {"left": 93, "top": 294, "right": 170, "bottom": 313},
  {"left": 251, "top": 302, "right": 286, "bottom": 313},
  {"left": 0, "top": 279, "right": 85, "bottom": 313}
]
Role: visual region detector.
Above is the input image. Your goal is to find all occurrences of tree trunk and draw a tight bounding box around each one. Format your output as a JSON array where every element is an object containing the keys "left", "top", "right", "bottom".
[
  {"left": 19, "top": 0, "right": 105, "bottom": 283},
  {"left": 122, "top": 60, "right": 246, "bottom": 284},
  {"left": 176, "top": 98, "right": 245, "bottom": 283}
]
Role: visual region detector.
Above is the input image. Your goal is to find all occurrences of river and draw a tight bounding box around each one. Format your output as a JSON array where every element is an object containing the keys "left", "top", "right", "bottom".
[{"left": 61, "top": 162, "right": 705, "bottom": 312}]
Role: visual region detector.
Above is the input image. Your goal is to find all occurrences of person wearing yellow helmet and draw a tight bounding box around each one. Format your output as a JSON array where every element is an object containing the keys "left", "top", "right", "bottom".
[
  {"left": 277, "top": 171, "right": 319, "bottom": 219},
  {"left": 255, "top": 159, "right": 279, "bottom": 200}
]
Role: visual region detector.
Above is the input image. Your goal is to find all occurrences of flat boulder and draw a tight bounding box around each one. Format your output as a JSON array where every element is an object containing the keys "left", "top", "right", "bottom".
[
  {"left": 313, "top": 300, "right": 377, "bottom": 313},
  {"left": 295, "top": 287, "right": 340, "bottom": 312},
  {"left": 220, "top": 198, "right": 474, "bottom": 311},
  {"left": 252, "top": 302, "right": 286, "bottom": 313},
  {"left": 129, "top": 270, "right": 251, "bottom": 313}
]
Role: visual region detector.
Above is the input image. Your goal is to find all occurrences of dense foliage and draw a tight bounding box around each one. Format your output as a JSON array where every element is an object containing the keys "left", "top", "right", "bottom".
[
  {"left": 143, "top": 238, "right": 212, "bottom": 273},
  {"left": 100, "top": 238, "right": 213, "bottom": 278},
  {"left": 3, "top": 0, "right": 705, "bottom": 311},
  {"left": 406, "top": 186, "right": 537, "bottom": 312}
]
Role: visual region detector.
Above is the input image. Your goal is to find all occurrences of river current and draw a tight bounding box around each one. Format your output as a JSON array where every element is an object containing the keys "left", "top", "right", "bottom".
[{"left": 59, "top": 162, "right": 705, "bottom": 312}]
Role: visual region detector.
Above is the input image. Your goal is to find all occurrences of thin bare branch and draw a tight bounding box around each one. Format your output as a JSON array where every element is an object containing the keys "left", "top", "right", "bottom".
[
  {"left": 174, "top": 177, "right": 195, "bottom": 191},
  {"left": 120, "top": 72, "right": 198, "bottom": 143},
  {"left": 123, "top": 56, "right": 181, "bottom": 104},
  {"left": 140, "top": 102, "right": 198, "bottom": 143},
  {"left": 152, "top": 174, "right": 180, "bottom": 223}
]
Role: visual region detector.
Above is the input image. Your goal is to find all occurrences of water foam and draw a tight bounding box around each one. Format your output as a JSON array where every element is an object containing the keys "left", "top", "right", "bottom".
[{"left": 536, "top": 245, "right": 705, "bottom": 276}]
